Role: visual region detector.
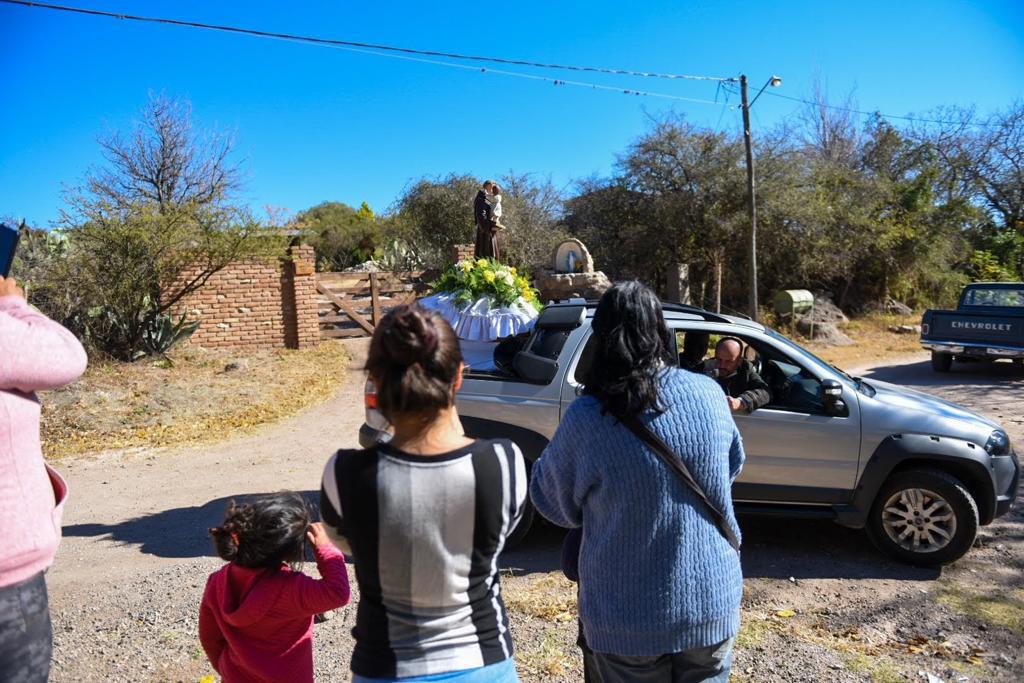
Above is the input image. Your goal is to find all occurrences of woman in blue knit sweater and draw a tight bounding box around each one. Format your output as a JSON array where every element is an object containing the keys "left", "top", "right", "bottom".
[{"left": 529, "top": 281, "right": 745, "bottom": 682}]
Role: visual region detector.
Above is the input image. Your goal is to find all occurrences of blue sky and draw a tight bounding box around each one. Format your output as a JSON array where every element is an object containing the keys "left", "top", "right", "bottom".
[{"left": 1, "top": 0, "right": 1022, "bottom": 227}]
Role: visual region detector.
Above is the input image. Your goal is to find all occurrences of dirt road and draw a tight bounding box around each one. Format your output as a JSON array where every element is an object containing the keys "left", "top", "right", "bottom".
[{"left": 46, "top": 348, "right": 1024, "bottom": 682}]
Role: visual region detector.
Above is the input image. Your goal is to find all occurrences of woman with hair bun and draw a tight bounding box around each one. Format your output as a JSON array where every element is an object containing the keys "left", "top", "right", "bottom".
[
  {"left": 530, "top": 281, "right": 746, "bottom": 682},
  {"left": 320, "top": 304, "right": 526, "bottom": 683}
]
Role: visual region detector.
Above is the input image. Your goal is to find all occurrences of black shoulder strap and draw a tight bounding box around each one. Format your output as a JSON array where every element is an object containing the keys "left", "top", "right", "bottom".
[{"left": 621, "top": 414, "right": 741, "bottom": 552}]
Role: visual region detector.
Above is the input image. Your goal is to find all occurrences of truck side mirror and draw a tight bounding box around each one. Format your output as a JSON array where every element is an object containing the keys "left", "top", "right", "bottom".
[{"left": 821, "top": 378, "right": 849, "bottom": 417}]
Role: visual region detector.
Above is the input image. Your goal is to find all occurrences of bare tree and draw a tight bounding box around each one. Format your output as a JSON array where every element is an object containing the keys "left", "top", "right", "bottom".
[
  {"left": 799, "top": 79, "right": 861, "bottom": 167},
  {"left": 973, "top": 101, "right": 1024, "bottom": 231},
  {"left": 58, "top": 95, "right": 282, "bottom": 359},
  {"left": 90, "top": 95, "right": 240, "bottom": 212}
]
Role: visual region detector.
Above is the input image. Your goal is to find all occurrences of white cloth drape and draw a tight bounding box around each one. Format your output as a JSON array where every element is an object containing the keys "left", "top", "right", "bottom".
[{"left": 418, "top": 292, "right": 538, "bottom": 342}]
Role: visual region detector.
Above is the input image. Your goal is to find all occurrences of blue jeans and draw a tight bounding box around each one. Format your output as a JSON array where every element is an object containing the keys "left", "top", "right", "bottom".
[
  {"left": 352, "top": 657, "right": 519, "bottom": 683},
  {"left": 582, "top": 637, "right": 734, "bottom": 683},
  {"left": 0, "top": 572, "right": 52, "bottom": 683}
]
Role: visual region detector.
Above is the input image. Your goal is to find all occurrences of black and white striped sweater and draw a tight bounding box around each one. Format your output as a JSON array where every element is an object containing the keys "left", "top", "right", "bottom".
[{"left": 320, "top": 438, "right": 527, "bottom": 679}]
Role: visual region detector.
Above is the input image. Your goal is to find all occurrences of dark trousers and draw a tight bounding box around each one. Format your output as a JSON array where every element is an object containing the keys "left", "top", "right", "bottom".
[
  {"left": 0, "top": 572, "right": 52, "bottom": 683},
  {"left": 579, "top": 623, "right": 733, "bottom": 683}
]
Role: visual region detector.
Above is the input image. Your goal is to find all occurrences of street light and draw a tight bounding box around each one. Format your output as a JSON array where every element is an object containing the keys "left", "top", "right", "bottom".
[{"left": 739, "top": 74, "right": 782, "bottom": 321}]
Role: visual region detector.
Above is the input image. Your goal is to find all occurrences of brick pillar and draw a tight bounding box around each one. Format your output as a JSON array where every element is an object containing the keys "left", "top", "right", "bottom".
[
  {"left": 281, "top": 244, "right": 319, "bottom": 349},
  {"left": 291, "top": 245, "right": 320, "bottom": 348},
  {"left": 450, "top": 243, "right": 475, "bottom": 264}
]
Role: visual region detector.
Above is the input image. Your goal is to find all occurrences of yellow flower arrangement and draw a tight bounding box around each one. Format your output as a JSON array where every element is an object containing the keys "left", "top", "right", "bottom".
[{"left": 433, "top": 258, "right": 542, "bottom": 310}]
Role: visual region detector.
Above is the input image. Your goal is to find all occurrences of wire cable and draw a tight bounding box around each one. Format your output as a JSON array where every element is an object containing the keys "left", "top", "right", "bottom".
[
  {"left": 300, "top": 42, "right": 731, "bottom": 105},
  {"left": 3, "top": 0, "right": 992, "bottom": 125},
  {"left": 0, "top": 0, "right": 736, "bottom": 82},
  {"left": 763, "top": 90, "right": 993, "bottom": 128}
]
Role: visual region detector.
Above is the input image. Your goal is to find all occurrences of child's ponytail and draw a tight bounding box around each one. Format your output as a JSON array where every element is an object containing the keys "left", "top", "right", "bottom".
[{"left": 208, "top": 493, "right": 310, "bottom": 568}]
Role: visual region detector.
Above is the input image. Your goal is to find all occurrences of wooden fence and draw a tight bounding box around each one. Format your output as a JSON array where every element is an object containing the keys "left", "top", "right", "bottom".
[{"left": 316, "top": 270, "right": 435, "bottom": 339}]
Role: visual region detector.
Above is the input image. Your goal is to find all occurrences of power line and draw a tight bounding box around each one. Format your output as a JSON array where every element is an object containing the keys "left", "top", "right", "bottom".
[
  {"left": 763, "top": 90, "right": 994, "bottom": 128},
  {"left": 3, "top": 0, "right": 994, "bottom": 126},
  {"left": 718, "top": 81, "right": 992, "bottom": 128},
  {"left": 272, "top": 39, "right": 732, "bottom": 105},
  {"left": 0, "top": 0, "right": 735, "bottom": 82}
]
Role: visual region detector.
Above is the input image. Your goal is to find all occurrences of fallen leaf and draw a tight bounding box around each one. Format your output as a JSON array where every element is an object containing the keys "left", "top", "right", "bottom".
[{"left": 775, "top": 609, "right": 795, "bottom": 618}]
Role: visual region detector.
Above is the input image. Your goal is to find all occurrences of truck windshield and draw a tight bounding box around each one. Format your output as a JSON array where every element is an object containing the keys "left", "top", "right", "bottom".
[{"left": 962, "top": 287, "right": 1024, "bottom": 307}]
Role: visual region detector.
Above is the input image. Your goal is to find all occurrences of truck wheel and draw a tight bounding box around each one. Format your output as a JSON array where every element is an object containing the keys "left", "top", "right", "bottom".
[
  {"left": 866, "top": 469, "right": 978, "bottom": 566},
  {"left": 931, "top": 351, "right": 953, "bottom": 372}
]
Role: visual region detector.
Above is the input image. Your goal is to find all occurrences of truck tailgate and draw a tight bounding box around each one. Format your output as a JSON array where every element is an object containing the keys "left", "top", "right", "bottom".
[{"left": 925, "top": 311, "right": 1024, "bottom": 345}]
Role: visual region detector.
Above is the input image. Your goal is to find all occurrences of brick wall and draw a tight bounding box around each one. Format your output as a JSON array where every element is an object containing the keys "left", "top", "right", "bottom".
[
  {"left": 170, "top": 245, "right": 319, "bottom": 350},
  {"left": 451, "top": 243, "right": 475, "bottom": 264}
]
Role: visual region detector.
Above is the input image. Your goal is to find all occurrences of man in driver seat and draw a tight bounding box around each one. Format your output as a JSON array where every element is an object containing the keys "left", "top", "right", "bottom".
[{"left": 702, "top": 337, "right": 771, "bottom": 413}]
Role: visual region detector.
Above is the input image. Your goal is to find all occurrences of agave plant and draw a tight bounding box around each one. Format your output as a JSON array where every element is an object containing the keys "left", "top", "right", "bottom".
[
  {"left": 82, "top": 300, "right": 199, "bottom": 361},
  {"left": 140, "top": 311, "right": 201, "bottom": 360}
]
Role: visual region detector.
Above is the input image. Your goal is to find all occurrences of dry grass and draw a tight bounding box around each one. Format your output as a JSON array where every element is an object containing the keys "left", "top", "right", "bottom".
[
  {"left": 937, "top": 584, "right": 1024, "bottom": 634},
  {"left": 513, "top": 629, "right": 577, "bottom": 680},
  {"left": 799, "top": 311, "right": 925, "bottom": 369},
  {"left": 737, "top": 607, "right": 990, "bottom": 675},
  {"left": 504, "top": 574, "right": 578, "bottom": 623},
  {"left": 40, "top": 341, "right": 349, "bottom": 459}
]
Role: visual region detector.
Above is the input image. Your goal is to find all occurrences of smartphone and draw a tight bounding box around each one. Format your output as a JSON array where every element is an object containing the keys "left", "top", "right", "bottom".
[{"left": 0, "top": 223, "right": 20, "bottom": 278}]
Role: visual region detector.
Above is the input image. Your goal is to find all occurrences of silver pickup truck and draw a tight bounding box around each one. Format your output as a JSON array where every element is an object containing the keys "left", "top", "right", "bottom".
[
  {"left": 921, "top": 282, "right": 1024, "bottom": 372},
  {"left": 362, "top": 301, "right": 1019, "bottom": 566}
]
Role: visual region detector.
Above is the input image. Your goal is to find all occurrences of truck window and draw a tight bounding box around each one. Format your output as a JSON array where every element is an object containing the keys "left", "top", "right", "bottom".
[
  {"left": 530, "top": 328, "right": 572, "bottom": 360},
  {"left": 962, "top": 287, "right": 1024, "bottom": 307},
  {"left": 574, "top": 330, "right": 679, "bottom": 385}
]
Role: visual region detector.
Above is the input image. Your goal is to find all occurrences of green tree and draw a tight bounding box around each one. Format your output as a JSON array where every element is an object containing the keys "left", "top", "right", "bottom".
[
  {"left": 391, "top": 174, "right": 480, "bottom": 267},
  {"left": 492, "top": 173, "right": 568, "bottom": 270},
  {"left": 296, "top": 201, "right": 382, "bottom": 271},
  {"left": 391, "top": 173, "right": 566, "bottom": 270}
]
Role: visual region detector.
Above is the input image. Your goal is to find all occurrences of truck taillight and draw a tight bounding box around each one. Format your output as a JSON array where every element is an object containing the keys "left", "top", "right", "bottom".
[
  {"left": 364, "top": 379, "right": 378, "bottom": 409},
  {"left": 922, "top": 323, "right": 929, "bottom": 335}
]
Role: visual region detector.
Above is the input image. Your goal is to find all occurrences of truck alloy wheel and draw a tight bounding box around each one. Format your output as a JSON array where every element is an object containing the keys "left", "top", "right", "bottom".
[
  {"left": 880, "top": 488, "right": 957, "bottom": 553},
  {"left": 867, "top": 469, "right": 978, "bottom": 566}
]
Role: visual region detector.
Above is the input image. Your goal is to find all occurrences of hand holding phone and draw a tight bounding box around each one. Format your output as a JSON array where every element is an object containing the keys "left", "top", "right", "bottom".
[{"left": 0, "top": 223, "right": 21, "bottom": 278}]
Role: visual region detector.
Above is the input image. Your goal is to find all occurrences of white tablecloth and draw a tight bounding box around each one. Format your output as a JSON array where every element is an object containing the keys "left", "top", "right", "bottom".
[{"left": 418, "top": 292, "right": 538, "bottom": 342}]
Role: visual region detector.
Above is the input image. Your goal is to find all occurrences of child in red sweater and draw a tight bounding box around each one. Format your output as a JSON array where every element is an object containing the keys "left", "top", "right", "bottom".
[{"left": 199, "top": 492, "right": 350, "bottom": 683}]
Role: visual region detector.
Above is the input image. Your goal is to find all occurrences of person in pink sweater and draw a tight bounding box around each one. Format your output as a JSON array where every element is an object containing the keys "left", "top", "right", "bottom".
[
  {"left": 0, "top": 276, "right": 88, "bottom": 682},
  {"left": 199, "top": 491, "right": 352, "bottom": 683}
]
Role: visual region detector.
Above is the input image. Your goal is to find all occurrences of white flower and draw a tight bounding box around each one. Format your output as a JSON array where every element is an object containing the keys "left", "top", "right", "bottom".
[{"left": 501, "top": 272, "right": 515, "bottom": 286}]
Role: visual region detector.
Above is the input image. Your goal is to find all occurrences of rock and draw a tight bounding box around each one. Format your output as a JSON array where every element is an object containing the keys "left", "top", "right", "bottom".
[
  {"left": 886, "top": 298, "right": 914, "bottom": 316},
  {"left": 887, "top": 324, "right": 922, "bottom": 334},
  {"left": 343, "top": 260, "right": 380, "bottom": 272},
  {"left": 809, "top": 295, "right": 849, "bottom": 324},
  {"left": 535, "top": 270, "right": 612, "bottom": 302},
  {"left": 794, "top": 316, "right": 855, "bottom": 346},
  {"left": 223, "top": 358, "right": 249, "bottom": 372}
]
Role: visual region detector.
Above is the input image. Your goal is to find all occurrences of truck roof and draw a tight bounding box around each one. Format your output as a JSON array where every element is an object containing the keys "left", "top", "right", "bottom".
[
  {"left": 543, "top": 299, "right": 766, "bottom": 332},
  {"left": 963, "top": 282, "right": 1024, "bottom": 288}
]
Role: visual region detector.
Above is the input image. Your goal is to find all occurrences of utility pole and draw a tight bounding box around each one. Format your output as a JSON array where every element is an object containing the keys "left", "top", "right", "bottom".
[{"left": 740, "top": 74, "right": 758, "bottom": 321}]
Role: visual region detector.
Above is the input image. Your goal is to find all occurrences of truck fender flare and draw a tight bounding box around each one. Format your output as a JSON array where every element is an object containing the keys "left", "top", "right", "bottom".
[{"left": 835, "top": 433, "right": 994, "bottom": 528}]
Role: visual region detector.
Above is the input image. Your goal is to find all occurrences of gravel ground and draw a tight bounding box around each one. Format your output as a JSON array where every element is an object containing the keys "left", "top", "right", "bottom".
[{"left": 46, "top": 350, "right": 1024, "bottom": 682}]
